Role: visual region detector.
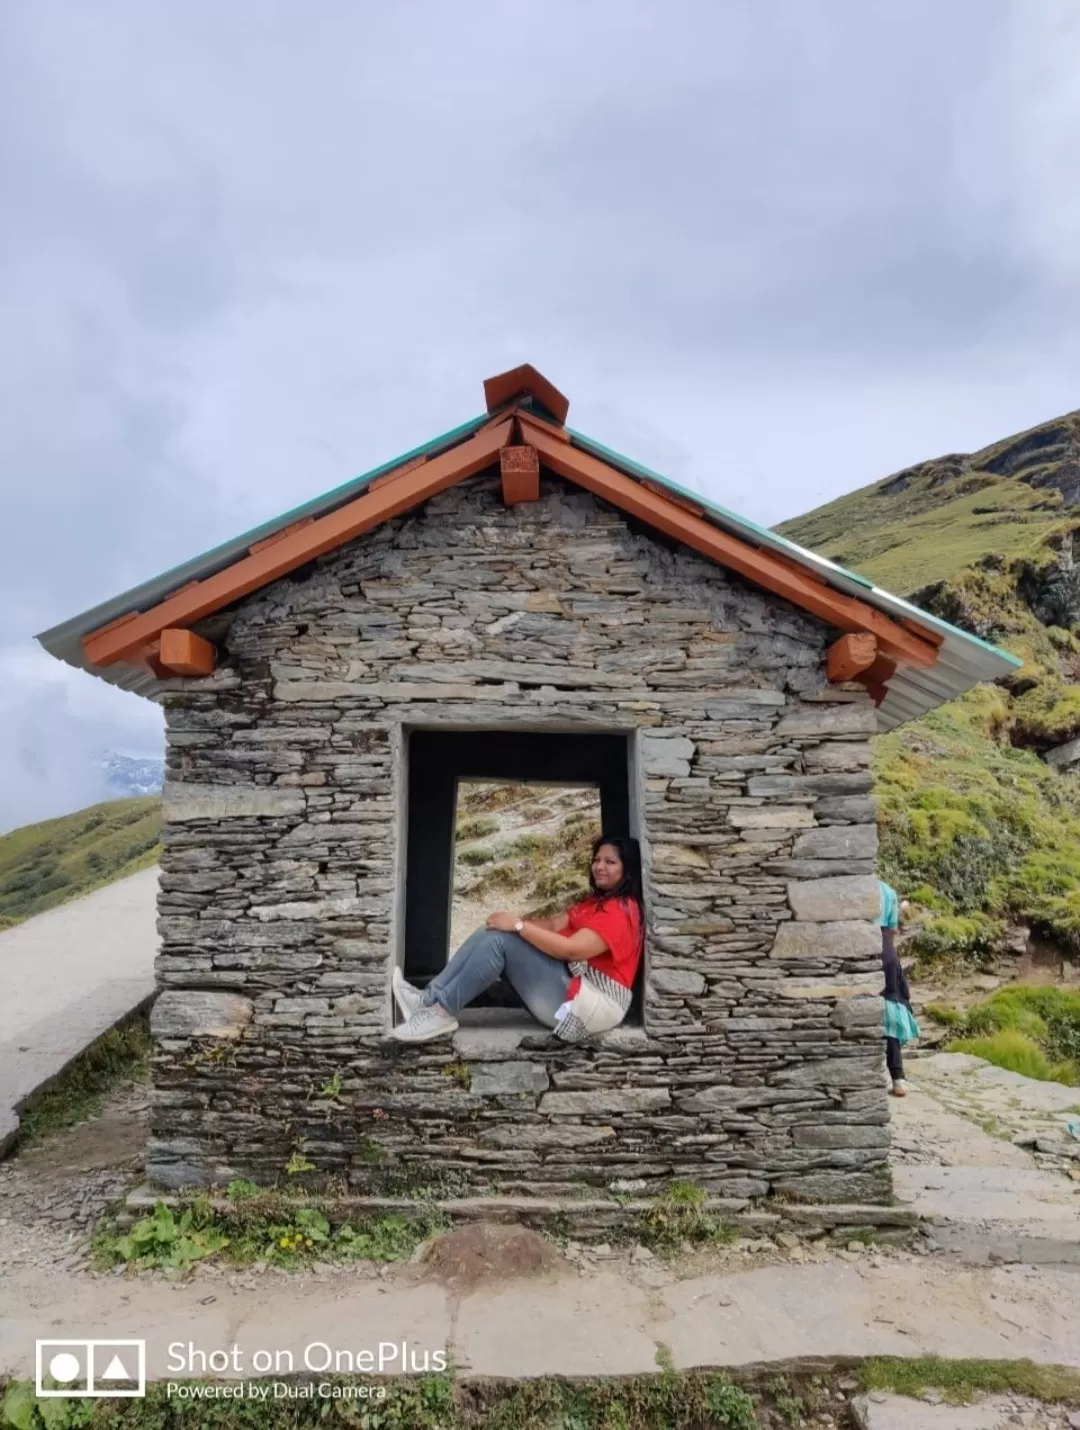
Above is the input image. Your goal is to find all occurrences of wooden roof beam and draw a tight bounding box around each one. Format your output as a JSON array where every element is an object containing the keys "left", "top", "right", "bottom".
[
  {"left": 83, "top": 419, "right": 514, "bottom": 667},
  {"left": 159, "top": 629, "right": 216, "bottom": 677},
  {"left": 518, "top": 413, "right": 940, "bottom": 671},
  {"left": 827, "top": 633, "right": 878, "bottom": 683}
]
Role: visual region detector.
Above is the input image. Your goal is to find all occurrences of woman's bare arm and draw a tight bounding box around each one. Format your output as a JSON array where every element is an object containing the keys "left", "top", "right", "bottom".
[
  {"left": 486, "top": 909, "right": 597, "bottom": 958},
  {"left": 525, "top": 912, "right": 571, "bottom": 933}
]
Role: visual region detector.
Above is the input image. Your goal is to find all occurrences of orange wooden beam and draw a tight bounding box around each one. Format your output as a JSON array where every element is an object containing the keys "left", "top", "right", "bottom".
[
  {"left": 483, "top": 364, "right": 570, "bottom": 426},
  {"left": 500, "top": 445, "right": 540, "bottom": 505},
  {"left": 861, "top": 652, "right": 898, "bottom": 688},
  {"left": 83, "top": 420, "right": 514, "bottom": 667},
  {"left": 865, "top": 679, "right": 890, "bottom": 707},
  {"left": 249, "top": 516, "right": 316, "bottom": 555},
  {"left": 518, "top": 413, "right": 940, "bottom": 671},
  {"left": 159, "top": 628, "right": 216, "bottom": 677},
  {"left": 827, "top": 632, "right": 878, "bottom": 683}
]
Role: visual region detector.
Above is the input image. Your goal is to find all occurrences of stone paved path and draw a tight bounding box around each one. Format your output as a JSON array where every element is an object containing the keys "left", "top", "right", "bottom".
[
  {"left": 0, "top": 868, "right": 159, "bottom": 1153},
  {"left": 1, "top": 1250, "right": 1079, "bottom": 1382},
  {"left": 892, "top": 1052, "right": 1080, "bottom": 1262}
]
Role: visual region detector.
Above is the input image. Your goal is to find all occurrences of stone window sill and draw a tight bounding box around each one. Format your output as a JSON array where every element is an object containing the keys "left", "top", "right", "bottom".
[{"left": 384, "top": 1005, "right": 649, "bottom": 1053}]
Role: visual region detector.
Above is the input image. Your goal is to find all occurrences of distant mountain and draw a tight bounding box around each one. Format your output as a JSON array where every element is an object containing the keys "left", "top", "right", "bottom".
[{"left": 100, "top": 752, "right": 165, "bottom": 798}]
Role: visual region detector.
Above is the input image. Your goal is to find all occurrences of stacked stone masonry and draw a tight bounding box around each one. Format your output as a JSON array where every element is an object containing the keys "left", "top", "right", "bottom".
[{"left": 151, "top": 473, "right": 889, "bottom": 1203}]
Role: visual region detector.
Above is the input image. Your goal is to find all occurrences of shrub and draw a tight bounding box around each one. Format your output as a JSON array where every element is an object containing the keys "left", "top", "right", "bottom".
[
  {"left": 458, "top": 846, "right": 496, "bottom": 867},
  {"left": 950, "top": 1029, "right": 1077, "bottom": 1085}
]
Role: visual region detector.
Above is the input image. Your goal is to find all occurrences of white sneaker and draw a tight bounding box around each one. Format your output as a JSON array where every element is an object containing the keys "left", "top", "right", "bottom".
[
  {"left": 391, "top": 1003, "right": 459, "bottom": 1043},
  {"left": 392, "top": 967, "right": 425, "bottom": 1020}
]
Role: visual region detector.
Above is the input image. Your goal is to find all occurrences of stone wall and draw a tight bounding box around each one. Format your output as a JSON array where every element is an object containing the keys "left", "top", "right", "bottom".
[{"left": 151, "top": 472, "right": 888, "bottom": 1202}]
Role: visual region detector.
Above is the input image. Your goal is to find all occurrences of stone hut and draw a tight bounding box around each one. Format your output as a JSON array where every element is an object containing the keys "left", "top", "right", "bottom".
[{"left": 38, "top": 365, "right": 1017, "bottom": 1206}]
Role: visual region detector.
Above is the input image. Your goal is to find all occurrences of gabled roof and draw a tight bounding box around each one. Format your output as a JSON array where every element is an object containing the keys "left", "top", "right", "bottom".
[{"left": 36, "top": 365, "right": 1019, "bottom": 730}]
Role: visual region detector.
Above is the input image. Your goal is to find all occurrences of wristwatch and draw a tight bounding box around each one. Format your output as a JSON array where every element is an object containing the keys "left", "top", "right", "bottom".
[{"left": 514, "top": 919, "right": 524, "bottom": 932}]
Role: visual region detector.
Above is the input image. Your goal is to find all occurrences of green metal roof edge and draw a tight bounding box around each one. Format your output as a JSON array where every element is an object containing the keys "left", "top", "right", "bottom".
[
  {"left": 35, "top": 412, "right": 490, "bottom": 645},
  {"left": 566, "top": 425, "right": 1021, "bottom": 670},
  {"left": 567, "top": 426, "right": 873, "bottom": 590},
  {"left": 862, "top": 588, "right": 1023, "bottom": 667}
]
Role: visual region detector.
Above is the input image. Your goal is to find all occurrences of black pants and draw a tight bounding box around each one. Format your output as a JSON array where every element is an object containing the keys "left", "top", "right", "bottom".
[{"left": 886, "top": 1036, "right": 904, "bottom": 1082}]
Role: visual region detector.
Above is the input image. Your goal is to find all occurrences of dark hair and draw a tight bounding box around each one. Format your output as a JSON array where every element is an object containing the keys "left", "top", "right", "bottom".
[{"left": 587, "top": 834, "right": 646, "bottom": 927}]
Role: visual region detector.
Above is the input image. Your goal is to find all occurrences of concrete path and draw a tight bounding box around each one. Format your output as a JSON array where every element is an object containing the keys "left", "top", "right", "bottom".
[
  {"left": 891, "top": 1054, "right": 1080, "bottom": 1262},
  {"left": 1, "top": 1254, "right": 1078, "bottom": 1382},
  {"left": 0, "top": 868, "right": 159, "bottom": 1153}
]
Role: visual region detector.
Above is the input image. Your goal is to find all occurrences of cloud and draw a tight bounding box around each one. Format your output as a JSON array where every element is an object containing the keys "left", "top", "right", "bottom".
[
  {"left": 0, "top": 645, "right": 163, "bottom": 834},
  {"left": 2, "top": 0, "right": 1080, "bottom": 829}
]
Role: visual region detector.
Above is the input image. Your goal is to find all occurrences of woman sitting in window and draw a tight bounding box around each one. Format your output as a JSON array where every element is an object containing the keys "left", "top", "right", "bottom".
[{"left": 391, "top": 834, "right": 645, "bottom": 1044}]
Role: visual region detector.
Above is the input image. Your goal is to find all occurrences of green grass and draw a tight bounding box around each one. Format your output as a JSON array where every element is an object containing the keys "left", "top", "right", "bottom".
[
  {"left": 0, "top": 796, "right": 161, "bottom": 929},
  {"left": 857, "top": 1356, "right": 1080, "bottom": 1405},
  {"left": 776, "top": 410, "right": 1080, "bottom": 596},
  {"left": 0, "top": 1370, "right": 763, "bottom": 1429},
  {"left": 6, "top": 1360, "right": 1077, "bottom": 1429},
  {"left": 874, "top": 684, "right": 1080, "bottom": 958},
  {"left": 15, "top": 1012, "right": 152, "bottom": 1146},
  {"left": 950, "top": 1030, "right": 1078, "bottom": 1085},
  {"left": 927, "top": 985, "right": 1080, "bottom": 1085}
]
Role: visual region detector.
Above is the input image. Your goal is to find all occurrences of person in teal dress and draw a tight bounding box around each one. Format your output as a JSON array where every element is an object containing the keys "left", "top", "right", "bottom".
[{"left": 879, "top": 880, "right": 918, "bottom": 1096}]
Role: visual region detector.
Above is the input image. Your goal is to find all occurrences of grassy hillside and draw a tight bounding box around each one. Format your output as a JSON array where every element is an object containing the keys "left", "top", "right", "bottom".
[
  {"left": 0, "top": 797, "right": 161, "bottom": 930},
  {"left": 780, "top": 408, "right": 1080, "bottom": 960}
]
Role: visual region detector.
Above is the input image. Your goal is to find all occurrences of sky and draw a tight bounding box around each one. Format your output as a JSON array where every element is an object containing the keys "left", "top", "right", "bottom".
[{"left": 2, "top": 0, "right": 1080, "bottom": 833}]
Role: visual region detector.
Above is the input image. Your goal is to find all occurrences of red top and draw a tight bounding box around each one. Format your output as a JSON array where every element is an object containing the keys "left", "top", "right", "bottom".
[{"left": 559, "top": 896, "right": 643, "bottom": 1000}]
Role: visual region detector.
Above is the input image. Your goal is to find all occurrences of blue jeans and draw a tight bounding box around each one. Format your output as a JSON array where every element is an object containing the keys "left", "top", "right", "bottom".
[{"left": 422, "top": 927, "right": 571, "bottom": 1026}]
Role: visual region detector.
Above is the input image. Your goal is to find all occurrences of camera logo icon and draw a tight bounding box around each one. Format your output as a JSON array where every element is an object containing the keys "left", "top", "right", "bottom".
[{"left": 35, "top": 1340, "right": 146, "bottom": 1398}]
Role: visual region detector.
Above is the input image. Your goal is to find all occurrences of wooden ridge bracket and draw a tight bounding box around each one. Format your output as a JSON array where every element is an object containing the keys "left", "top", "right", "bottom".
[{"left": 500, "top": 443, "right": 540, "bottom": 504}]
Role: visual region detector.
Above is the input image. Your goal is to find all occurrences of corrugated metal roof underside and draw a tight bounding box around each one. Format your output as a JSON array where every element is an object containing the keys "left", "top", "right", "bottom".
[{"left": 36, "top": 412, "right": 1021, "bottom": 728}]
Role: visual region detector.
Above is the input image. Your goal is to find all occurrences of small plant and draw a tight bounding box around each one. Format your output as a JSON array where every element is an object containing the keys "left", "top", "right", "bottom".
[
  {"left": 225, "top": 1178, "right": 261, "bottom": 1202},
  {"left": 318, "top": 1071, "right": 343, "bottom": 1099},
  {"left": 654, "top": 1341, "right": 675, "bottom": 1373},
  {"left": 442, "top": 1061, "right": 472, "bottom": 1090},
  {"left": 455, "top": 816, "right": 499, "bottom": 841},
  {"left": 284, "top": 1149, "right": 317, "bottom": 1176},
  {"left": 639, "top": 1181, "right": 736, "bottom": 1256},
  {"left": 93, "top": 1195, "right": 440, "bottom": 1274},
  {"left": 704, "top": 1376, "right": 759, "bottom": 1430},
  {"left": 95, "top": 1201, "right": 229, "bottom": 1272},
  {"left": 3, "top": 1378, "right": 95, "bottom": 1428}
]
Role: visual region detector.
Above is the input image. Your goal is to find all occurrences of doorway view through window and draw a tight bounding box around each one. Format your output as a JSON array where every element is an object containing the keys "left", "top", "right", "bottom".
[{"left": 448, "top": 781, "right": 604, "bottom": 959}]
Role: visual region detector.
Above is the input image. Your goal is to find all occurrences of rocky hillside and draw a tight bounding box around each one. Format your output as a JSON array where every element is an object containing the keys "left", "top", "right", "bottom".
[{"left": 779, "top": 409, "right": 1080, "bottom": 963}]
